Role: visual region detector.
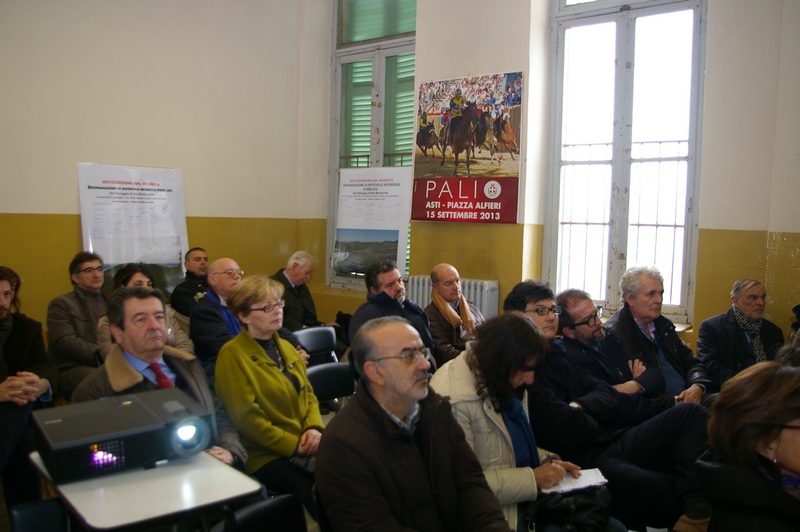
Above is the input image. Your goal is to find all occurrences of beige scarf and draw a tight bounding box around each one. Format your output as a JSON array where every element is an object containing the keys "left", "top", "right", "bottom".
[{"left": 430, "top": 290, "right": 476, "bottom": 335}]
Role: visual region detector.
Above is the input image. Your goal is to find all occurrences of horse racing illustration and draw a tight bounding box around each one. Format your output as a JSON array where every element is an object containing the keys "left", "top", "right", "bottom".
[{"left": 414, "top": 72, "right": 523, "bottom": 179}]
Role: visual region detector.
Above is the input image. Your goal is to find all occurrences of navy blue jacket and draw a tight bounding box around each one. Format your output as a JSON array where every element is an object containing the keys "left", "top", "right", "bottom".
[{"left": 697, "top": 308, "right": 784, "bottom": 389}]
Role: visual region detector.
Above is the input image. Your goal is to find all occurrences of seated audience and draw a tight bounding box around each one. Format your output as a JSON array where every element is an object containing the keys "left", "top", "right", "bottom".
[
  {"left": 0, "top": 266, "right": 57, "bottom": 509},
  {"left": 424, "top": 263, "right": 485, "bottom": 365},
  {"left": 97, "top": 263, "right": 193, "bottom": 359},
  {"left": 73, "top": 287, "right": 246, "bottom": 469},
  {"left": 696, "top": 362, "right": 800, "bottom": 530},
  {"left": 316, "top": 316, "right": 512, "bottom": 531},
  {"left": 349, "top": 260, "right": 434, "bottom": 361},
  {"left": 605, "top": 265, "right": 716, "bottom": 406},
  {"left": 190, "top": 258, "right": 303, "bottom": 385},
  {"left": 431, "top": 312, "right": 627, "bottom": 532},
  {"left": 214, "top": 276, "right": 323, "bottom": 519},
  {"left": 505, "top": 280, "right": 711, "bottom": 531},
  {"left": 47, "top": 251, "right": 110, "bottom": 401},
  {"left": 170, "top": 247, "right": 209, "bottom": 329},
  {"left": 697, "top": 278, "right": 784, "bottom": 389},
  {"left": 557, "top": 288, "right": 672, "bottom": 409}
]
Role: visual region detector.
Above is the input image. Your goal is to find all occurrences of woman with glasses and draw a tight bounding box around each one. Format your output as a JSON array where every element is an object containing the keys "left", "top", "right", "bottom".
[
  {"left": 214, "top": 275, "right": 323, "bottom": 519},
  {"left": 431, "top": 312, "right": 613, "bottom": 531},
  {"left": 96, "top": 263, "right": 193, "bottom": 359},
  {"left": 696, "top": 362, "right": 800, "bottom": 530}
]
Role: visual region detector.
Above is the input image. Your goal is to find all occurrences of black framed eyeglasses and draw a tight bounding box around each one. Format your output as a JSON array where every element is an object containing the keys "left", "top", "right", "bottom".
[
  {"left": 372, "top": 347, "right": 432, "bottom": 366},
  {"left": 525, "top": 306, "right": 562, "bottom": 317},
  {"left": 572, "top": 306, "right": 604, "bottom": 328}
]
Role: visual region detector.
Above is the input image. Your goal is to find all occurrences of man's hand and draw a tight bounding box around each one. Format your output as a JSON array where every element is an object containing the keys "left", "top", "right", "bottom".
[
  {"left": 324, "top": 322, "right": 339, "bottom": 328},
  {"left": 676, "top": 384, "right": 703, "bottom": 404},
  {"left": 206, "top": 446, "right": 234, "bottom": 466},
  {"left": 297, "top": 428, "right": 322, "bottom": 456},
  {"left": 628, "top": 359, "right": 646, "bottom": 378},
  {"left": 0, "top": 372, "right": 46, "bottom": 405},
  {"left": 296, "top": 346, "right": 310, "bottom": 366},
  {"left": 612, "top": 380, "right": 643, "bottom": 394}
]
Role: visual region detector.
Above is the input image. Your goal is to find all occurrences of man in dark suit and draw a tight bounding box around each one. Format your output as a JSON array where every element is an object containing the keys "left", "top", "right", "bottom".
[{"left": 698, "top": 278, "right": 784, "bottom": 389}]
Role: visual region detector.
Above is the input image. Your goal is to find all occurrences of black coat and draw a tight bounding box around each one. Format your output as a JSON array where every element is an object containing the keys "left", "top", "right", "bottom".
[
  {"left": 2, "top": 313, "right": 58, "bottom": 395},
  {"left": 696, "top": 451, "right": 800, "bottom": 531},
  {"left": 697, "top": 309, "right": 784, "bottom": 388},
  {"left": 349, "top": 292, "right": 434, "bottom": 353},
  {"left": 605, "top": 305, "right": 714, "bottom": 392}
]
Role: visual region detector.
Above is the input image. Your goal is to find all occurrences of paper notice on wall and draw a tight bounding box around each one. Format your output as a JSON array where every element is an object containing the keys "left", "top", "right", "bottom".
[
  {"left": 333, "top": 167, "right": 412, "bottom": 280},
  {"left": 77, "top": 162, "right": 189, "bottom": 294}
]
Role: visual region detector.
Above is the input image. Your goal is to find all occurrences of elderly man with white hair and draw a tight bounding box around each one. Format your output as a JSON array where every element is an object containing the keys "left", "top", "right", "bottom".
[
  {"left": 605, "top": 266, "right": 715, "bottom": 407},
  {"left": 270, "top": 250, "right": 337, "bottom": 332}
]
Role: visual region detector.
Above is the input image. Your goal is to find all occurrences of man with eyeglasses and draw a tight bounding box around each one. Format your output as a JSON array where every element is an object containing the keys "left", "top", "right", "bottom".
[
  {"left": 316, "top": 316, "right": 512, "bottom": 531},
  {"left": 190, "top": 258, "right": 303, "bottom": 386},
  {"left": 503, "top": 280, "right": 712, "bottom": 531},
  {"left": 557, "top": 289, "right": 672, "bottom": 409},
  {"left": 47, "top": 251, "right": 110, "bottom": 401}
]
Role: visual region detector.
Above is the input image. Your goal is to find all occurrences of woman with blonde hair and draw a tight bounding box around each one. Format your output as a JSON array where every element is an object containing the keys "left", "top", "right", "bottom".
[
  {"left": 697, "top": 362, "right": 800, "bottom": 530},
  {"left": 215, "top": 275, "right": 323, "bottom": 519}
]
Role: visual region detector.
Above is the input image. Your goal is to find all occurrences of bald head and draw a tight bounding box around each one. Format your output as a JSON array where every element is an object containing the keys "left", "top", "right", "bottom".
[
  {"left": 431, "top": 263, "right": 461, "bottom": 304},
  {"left": 207, "top": 258, "right": 243, "bottom": 299}
]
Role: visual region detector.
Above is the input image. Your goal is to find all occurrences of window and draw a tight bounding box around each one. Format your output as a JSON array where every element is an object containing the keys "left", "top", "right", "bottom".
[
  {"left": 328, "top": 1, "right": 416, "bottom": 288},
  {"left": 543, "top": 0, "right": 706, "bottom": 322}
]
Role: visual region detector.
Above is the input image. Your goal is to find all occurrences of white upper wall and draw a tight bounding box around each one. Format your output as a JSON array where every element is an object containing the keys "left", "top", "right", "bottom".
[
  {"left": 699, "top": 0, "right": 799, "bottom": 231},
  {"left": 0, "top": 0, "right": 332, "bottom": 218},
  {"left": 416, "top": 0, "right": 549, "bottom": 225}
]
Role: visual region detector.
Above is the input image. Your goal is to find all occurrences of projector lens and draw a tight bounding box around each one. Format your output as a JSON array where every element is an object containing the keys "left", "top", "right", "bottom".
[
  {"left": 169, "top": 416, "right": 210, "bottom": 457},
  {"left": 177, "top": 425, "right": 197, "bottom": 441}
]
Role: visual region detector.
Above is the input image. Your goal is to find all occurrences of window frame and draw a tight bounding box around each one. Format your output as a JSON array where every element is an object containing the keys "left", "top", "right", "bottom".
[
  {"left": 542, "top": 0, "right": 707, "bottom": 323},
  {"left": 326, "top": 15, "right": 415, "bottom": 290}
]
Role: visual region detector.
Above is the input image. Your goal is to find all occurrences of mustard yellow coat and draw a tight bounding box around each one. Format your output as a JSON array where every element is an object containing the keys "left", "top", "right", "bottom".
[{"left": 215, "top": 330, "right": 324, "bottom": 475}]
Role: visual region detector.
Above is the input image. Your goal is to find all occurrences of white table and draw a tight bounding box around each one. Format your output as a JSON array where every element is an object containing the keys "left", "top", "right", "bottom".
[{"left": 31, "top": 451, "right": 263, "bottom": 530}]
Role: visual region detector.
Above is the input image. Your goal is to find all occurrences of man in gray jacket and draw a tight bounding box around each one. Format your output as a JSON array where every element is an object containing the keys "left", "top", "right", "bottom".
[{"left": 47, "top": 251, "right": 109, "bottom": 401}]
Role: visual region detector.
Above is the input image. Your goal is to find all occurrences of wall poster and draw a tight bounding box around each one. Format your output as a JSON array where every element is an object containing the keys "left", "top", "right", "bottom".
[
  {"left": 77, "top": 162, "right": 189, "bottom": 296},
  {"left": 332, "top": 167, "right": 412, "bottom": 285},
  {"left": 412, "top": 72, "right": 523, "bottom": 224}
]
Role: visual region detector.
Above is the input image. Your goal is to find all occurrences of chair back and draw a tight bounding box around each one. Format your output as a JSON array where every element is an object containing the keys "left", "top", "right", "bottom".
[
  {"left": 210, "top": 494, "right": 306, "bottom": 532},
  {"left": 9, "top": 498, "right": 67, "bottom": 532},
  {"left": 293, "top": 326, "right": 337, "bottom": 366},
  {"left": 306, "top": 362, "right": 356, "bottom": 403}
]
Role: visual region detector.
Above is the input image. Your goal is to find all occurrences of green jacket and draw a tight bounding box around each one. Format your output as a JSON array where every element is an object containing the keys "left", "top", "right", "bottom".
[{"left": 215, "top": 330, "right": 324, "bottom": 474}]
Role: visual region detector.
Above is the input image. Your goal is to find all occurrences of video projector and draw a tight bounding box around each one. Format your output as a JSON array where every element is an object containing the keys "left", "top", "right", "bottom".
[{"left": 33, "top": 387, "right": 212, "bottom": 483}]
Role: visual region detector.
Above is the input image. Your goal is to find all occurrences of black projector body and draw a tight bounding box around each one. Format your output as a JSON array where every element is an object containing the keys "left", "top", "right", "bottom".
[{"left": 33, "top": 388, "right": 211, "bottom": 483}]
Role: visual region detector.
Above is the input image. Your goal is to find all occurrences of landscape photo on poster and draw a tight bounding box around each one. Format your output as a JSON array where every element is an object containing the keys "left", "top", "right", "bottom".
[{"left": 332, "top": 228, "right": 400, "bottom": 279}]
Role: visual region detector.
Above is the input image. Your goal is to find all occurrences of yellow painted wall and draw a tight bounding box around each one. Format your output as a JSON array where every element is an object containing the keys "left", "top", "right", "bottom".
[
  {"left": 3, "top": 213, "right": 360, "bottom": 326},
  {"left": 409, "top": 221, "right": 540, "bottom": 314},
  {"left": 690, "top": 228, "right": 797, "bottom": 347}
]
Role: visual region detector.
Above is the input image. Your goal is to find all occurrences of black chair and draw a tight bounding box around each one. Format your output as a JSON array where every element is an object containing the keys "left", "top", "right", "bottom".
[
  {"left": 293, "top": 326, "right": 337, "bottom": 367},
  {"left": 209, "top": 493, "right": 306, "bottom": 532},
  {"left": 306, "top": 362, "right": 355, "bottom": 403},
  {"left": 9, "top": 498, "right": 70, "bottom": 532}
]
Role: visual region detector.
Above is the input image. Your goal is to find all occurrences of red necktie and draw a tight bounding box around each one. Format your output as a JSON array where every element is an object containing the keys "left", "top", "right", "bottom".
[{"left": 148, "top": 363, "right": 174, "bottom": 389}]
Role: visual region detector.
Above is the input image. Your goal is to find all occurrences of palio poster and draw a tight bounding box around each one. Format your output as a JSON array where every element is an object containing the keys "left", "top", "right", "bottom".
[{"left": 412, "top": 71, "right": 522, "bottom": 224}]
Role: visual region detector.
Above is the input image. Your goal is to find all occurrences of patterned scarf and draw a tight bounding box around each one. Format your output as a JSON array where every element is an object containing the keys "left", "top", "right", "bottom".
[
  {"left": 732, "top": 304, "right": 766, "bottom": 362},
  {"left": 430, "top": 289, "right": 476, "bottom": 335}
]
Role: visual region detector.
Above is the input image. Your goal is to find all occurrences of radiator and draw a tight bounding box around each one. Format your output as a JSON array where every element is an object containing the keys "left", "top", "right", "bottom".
[{"left": 406, "top": 275, "right": 499, "bottom": 318}]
